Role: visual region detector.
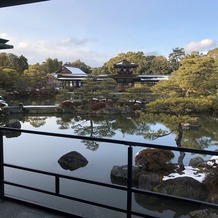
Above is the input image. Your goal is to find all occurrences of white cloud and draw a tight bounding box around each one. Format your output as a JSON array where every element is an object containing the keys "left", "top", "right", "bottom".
[
  {"left": 0, "top": 33, "right": 16, "bottom": 42},
  {"left": 59, "top": 37, "right": 90, "bottom": 47},
  {"left": 184, "top": 38, "right": 217, "bottom": 54},
  {"left": 145, "top": 51, "right": 159, "bottom": 56},
  {"left": 0, "top": 33, "right": 8, "bottom": 38},
  {"left": 3, "top": 35, "right": 106, "bottom": 67},
  {"left": 17, "top": 42, "right": 30, "bottom": 49}
]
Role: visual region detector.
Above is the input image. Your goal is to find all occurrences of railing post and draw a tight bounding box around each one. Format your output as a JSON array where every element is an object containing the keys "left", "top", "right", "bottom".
[
  {"left": 55, "top": 175, "right": 60, "bottom": 195},
  {"left": 127, "top": 145, "right": 133, "bottom": 218},
  {"left": 0, "top": 131, "right": 4, "bottom": 199}
]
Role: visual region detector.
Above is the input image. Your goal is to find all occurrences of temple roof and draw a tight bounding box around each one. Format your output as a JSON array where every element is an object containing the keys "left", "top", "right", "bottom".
[
  {"left": 55, "top": 65, "right": 86, "bottom": 75},
  {"left": 0, "top": 38, "right": 13, "bottom": 50},
  {"left": 114, "top": 59, "right": 138, "bottom": 69}
]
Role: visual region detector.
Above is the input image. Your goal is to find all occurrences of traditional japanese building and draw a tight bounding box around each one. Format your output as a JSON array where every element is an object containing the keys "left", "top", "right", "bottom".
[
  {"left": 53, "top": 65, "right": 87, "bottom": 90},
  {"left": 52, "top": 62, "right": 169, "bottom": 91},
  {"left": 112, "top": 59, "right": 138, "bottom": 90},
  {"left": 53, "top": 65, "right": 110, "bottom": 90}
]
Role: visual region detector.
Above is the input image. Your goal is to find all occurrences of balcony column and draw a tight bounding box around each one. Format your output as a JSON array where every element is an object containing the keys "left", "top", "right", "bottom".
[{"left": 0, "top": 131, "right": 4, "bottom": 199}]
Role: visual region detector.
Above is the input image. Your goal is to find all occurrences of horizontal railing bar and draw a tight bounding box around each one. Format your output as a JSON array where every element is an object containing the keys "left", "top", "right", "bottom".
[
  {"left": 4, "top": 163, "right": 60, "bottom": 176},
  {"left": 57, "top": 193, "right": 128, "bottom": 215},
  {"left": 5, "top": 162, "right": 218, "bottom": 212},
  {"left": 2, "top": 127, "right": 218, "bottom": 217},
  {"left": 5, "top": 178, "right": 217, "bottom": 218},
  {"left": 1, "top": 127, "right": 218, "bottom": 155},
  {"left": 132, "top": 187, "right": 218, "bottom": 209},
  {"left": 4, "top": 181, "right": 56, "bottom": 195},
  {"left": 4, "top": 163, "right": 127, "bottom": 191},
  {"left": 4, "top": 181, "right": 129, "bottom": 215}
]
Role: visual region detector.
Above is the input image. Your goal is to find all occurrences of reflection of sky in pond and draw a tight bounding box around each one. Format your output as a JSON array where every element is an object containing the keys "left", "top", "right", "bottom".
[
  {"left": 3, "top": 115, "right": 218, "bottom": 217},
  {"left": 4, "top": 115, "right": 216, "bottom": 175}
]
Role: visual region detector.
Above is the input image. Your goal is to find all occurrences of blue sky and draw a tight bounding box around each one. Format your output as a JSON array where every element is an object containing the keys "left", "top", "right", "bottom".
[{"left": 1, "top": 0, "right": 218, "bottom": 67}]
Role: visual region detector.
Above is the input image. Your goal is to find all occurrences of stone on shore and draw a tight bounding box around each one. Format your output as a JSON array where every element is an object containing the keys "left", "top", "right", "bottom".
[{"left": 157, "top": 176, "right": 209, "bottom": 201}]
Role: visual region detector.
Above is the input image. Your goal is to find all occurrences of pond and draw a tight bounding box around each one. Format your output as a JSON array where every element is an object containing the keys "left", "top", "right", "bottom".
[{"left": 1, "top": 113, "right": 218, "bottom": 217}]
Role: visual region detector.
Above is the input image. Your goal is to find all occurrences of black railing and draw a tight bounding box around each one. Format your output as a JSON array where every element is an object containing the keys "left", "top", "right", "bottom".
[{"left": 1, "top": 127, "right": 218, "bottom": 217}]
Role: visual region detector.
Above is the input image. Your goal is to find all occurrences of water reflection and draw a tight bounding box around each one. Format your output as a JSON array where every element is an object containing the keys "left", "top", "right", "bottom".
[
  {"left": 167, "top": 116, "right": 218, "bottom": 150},
  {"left": 55, "top": 114, "right": 150, "bottom": 150},
  {"left": 134, "top": 193, "right": 201, "bottom": 217},
  {"left": 2, "top": 120, "right": 21, "bottom": 138},
  {"left": 81, "top": 139, "right": 99, "bottom": 151},
  {"left": 25, "top": 116, "right": 47, "bottom": 127},
  {"left": 3, "top": 130, "right": 21, "bottom": 138},
  {"left": 1, "top": 114, "right": 218, "bottom": 151},
  {"left": 2, "top": 114, "right": 218, "bottom": 217},
  {"left": 58, "top": 114, "right": 217, "bottom": 150}
]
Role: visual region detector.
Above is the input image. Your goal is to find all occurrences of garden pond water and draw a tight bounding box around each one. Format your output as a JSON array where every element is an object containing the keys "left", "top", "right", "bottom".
[{"left": 1, "top": 113, "right": 218, "bottom": 217}]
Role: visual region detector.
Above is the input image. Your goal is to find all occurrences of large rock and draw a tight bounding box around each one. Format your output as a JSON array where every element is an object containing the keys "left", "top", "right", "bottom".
[
  {"left": 5, "top": 121, "right": 21, "bottom": 128},
  {"left": 58, "top": 151, "right": 88, "bottom": 171},
  {"left": 189, "top": 209, "right": 218, "bottom": 218},
  {"left": 3, "top": 121, "right": 21, "bottom": 138},
  {"left": 110, "top": 165, "right": 140, "bottom": 186},
  {"left": 138, "top": 172, "right": 162, "bottom": 191},
  {"left": 157, "top": 176, "right": 209, "bottom": 201},
  {"left": 189, "top": 156, "right": 206, "bottom": 167}
]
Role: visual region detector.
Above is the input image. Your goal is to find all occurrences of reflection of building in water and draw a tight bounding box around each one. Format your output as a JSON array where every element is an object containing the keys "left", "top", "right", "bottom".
[{"left": 28, "top": 116, "right": 47, "bottom": 127}]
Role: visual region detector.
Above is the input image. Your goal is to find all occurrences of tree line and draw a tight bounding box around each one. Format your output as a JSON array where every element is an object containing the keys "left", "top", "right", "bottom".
[
  {"left": 0, "top": 47, "right": 218, "bottom": 153},
  {"left": 0, "top": 47, "right": 217, "bottom": 98},
  {"left": 0, "top": 47, "right": 185, "bottom": 91}
]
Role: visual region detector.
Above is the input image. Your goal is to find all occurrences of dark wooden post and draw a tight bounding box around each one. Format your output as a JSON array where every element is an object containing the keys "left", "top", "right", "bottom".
[
  {"left": 127, "top": 146, "right": 133, "bottom": 218},
  {"left": 0, "top": 131, "right": 4, "bottom": 199},
  {"left": 55, "top": 175, "right": 60, "bottom": 195}
]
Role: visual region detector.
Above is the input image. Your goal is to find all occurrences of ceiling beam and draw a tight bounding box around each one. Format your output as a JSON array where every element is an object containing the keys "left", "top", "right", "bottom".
[
  {"left": 0, "top": 39, "right": 13, "bottom": 50},
  {"left": 0, "top": 0, "right": 49, "bottom": 8}
]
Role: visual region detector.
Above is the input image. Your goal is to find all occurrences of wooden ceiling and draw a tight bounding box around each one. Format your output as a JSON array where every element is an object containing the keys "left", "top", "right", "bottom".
[{"left": 0, "top": 0, "right": 49, "bottom": 8}]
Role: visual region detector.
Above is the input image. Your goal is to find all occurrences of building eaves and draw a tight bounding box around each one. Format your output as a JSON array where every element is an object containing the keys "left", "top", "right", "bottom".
[
  {"left": 0, "top": 0, "right": 49, "bottom": 8},
  {"left": 114, "top": 59, "right": 138, "bottom": 68},
  {"left": 0, "top": 38, "right": 13, "bottom": 50}
]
